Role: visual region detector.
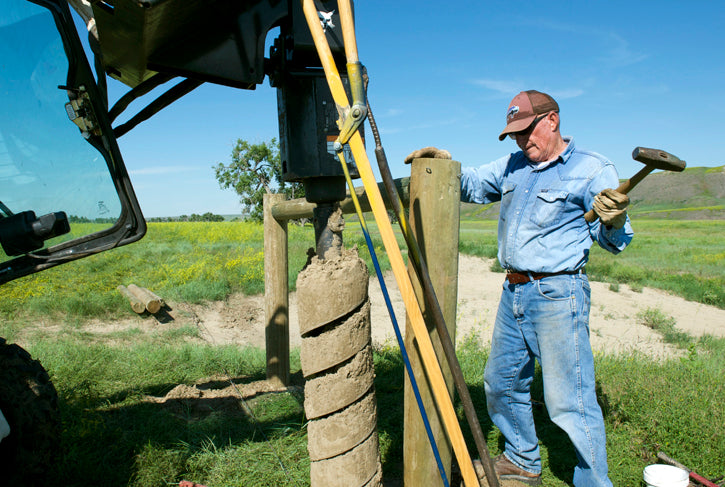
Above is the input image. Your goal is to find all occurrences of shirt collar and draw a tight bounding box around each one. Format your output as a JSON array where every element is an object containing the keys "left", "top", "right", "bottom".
[
  {"left": 528, "top": 136, "right": 575, "bottom": 171},
  {"left": 560, "top": 136, "right": 575, "bottom": 162}
]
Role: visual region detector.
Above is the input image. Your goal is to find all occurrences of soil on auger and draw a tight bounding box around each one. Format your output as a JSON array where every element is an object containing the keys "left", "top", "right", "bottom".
[{"left": 0, "top": 337, "right": 61, "bottom": 486}]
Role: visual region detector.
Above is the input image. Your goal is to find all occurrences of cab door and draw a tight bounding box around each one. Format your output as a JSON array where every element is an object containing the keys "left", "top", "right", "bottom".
[{"left": 0, "top": 0, "right": 145, "bottom": 284}]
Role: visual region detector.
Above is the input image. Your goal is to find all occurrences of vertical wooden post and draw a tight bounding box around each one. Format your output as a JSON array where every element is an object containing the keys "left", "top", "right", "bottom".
[
  {"left": 264, "top": 193, "right": 290, "bottom": 387},
  {"left": 403, "top": 158, "right": 461, "bottom": 486}
]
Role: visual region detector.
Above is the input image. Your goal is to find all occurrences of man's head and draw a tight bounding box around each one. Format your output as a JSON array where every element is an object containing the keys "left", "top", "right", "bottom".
[{"left": 499, "top": 90, "right": 566, "bottom": 163}]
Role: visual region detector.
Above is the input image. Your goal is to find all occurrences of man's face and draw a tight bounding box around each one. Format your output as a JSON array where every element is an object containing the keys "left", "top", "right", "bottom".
[{"left": 512, "top": 111, "right": 559, "bottom": 162}]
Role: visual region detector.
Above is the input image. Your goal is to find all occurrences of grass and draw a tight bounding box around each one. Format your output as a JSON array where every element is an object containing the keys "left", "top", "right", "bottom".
[
  {"left": 0, "top": 222, "right": 311, "bottom": 322},
  {"left": 2, "top": 219, "right": 723, "bottom": 327},
  {"left": 31, "top": 336, "right": 309, "bottom": 486},
  {"left": 19, "top": 329, "right": 725, "bottom": 486},
  {"left": 586, "top": 220, "right": 725, "bottom": 307},
  {"left": 2, "top": 217, "right": 724, "bottom": 485},
  {"left": 596, "top": 336, "right": 725, "bottom": 485},
  {"left": 457, "top": 219, "right": 725, "bottom": 308},
  {"left": 638, "top": 308, "right": 693, "bottom": 348}
]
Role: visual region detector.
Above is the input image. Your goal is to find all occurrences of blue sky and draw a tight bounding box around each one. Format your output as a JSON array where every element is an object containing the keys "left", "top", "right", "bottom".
[{"left": 108, "top": 1, "right": 724, "bottom": 218}]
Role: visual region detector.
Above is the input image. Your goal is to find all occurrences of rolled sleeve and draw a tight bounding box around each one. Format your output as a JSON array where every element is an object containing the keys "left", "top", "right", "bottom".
[
  {"left": 595, "top": 219, "right": 634, "bottom": 254},
  {"left": 586, "top": 163, "right": 634, "bottom": 254}
]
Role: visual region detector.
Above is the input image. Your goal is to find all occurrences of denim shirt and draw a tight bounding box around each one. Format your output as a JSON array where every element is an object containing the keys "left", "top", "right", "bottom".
[{"left": 460, "top": 137, "right": 633, "bottom": 273}]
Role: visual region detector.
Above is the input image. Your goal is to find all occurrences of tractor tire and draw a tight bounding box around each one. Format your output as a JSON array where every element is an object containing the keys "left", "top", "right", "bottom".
[{"left": 0, "top": 337, "right": 60, "bottom": 486}]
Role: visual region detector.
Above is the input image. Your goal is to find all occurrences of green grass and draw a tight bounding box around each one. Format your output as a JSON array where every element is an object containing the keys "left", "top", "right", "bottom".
[
  {"left": 637, "top": 308, "right": 693, "bottom": 348},
  {"left": 18, "top": 330, "right": 724, "bottom": 486},
  {"left": 458, "top": 220, "right": 500, "bottom": 260},
  {"left": 2, "top": 217, "right": 725, "bottom": 485},
  {"left": 586, "top": 220, "right": 725, "bottom": 307},
  {"left": 2, "top": 219, "right": 723, "bottom": 326},
  {"left": 595, "top": 337, "right": 725, "bottom": 485},
  {"left": 30, "top": 336, "right": 309, "bottom": 486},
  {"left": 0, "top": 222, "right": 313, "bottom": 320},
  {"left": 456, "top": 219, "right": 725, "bottom": 308}
]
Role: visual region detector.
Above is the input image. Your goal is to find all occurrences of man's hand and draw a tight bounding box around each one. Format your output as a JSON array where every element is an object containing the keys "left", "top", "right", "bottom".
[
  {"left": 592, "top": 188, "right": 629, "bottom": 229},
  {"left": 404, "top": 146, "right": 451, "bottom": 164}
]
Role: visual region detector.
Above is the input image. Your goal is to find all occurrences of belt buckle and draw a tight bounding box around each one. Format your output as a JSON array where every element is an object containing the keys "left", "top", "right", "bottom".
[{"left": 506, "top": 272, "right": 530, "bottom": 285}]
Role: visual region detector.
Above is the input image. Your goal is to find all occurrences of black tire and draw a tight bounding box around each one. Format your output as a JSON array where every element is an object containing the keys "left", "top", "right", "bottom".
[{"left": 0, "top": 337, "right": 60, "bottom": 486}]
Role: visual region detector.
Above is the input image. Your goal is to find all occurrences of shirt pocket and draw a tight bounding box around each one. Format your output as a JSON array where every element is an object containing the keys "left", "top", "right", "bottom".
[
  {"left": 530, "top": 190, "right": 568, "bottom": 227},
  {"left": 499, "top": 182, "right": 517, "bottom": 220}
]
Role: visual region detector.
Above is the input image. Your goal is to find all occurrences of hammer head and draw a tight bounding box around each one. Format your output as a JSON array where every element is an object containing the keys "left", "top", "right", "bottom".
[{"left": 632, "top": 147, "right": 686, "bottom": 172}]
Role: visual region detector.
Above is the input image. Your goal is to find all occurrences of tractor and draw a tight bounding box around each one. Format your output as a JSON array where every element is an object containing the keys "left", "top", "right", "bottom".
[{"left": 1, "top": 0, "right": 364, "bottom": 484}]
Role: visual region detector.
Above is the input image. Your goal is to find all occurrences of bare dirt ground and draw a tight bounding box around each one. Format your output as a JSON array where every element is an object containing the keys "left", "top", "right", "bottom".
[{"left": 125, "top": 255, "right": 725, "bottom": 359}]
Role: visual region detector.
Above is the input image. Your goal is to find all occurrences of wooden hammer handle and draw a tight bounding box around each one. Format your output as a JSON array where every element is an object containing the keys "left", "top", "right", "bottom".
[{"left": 583, "top": 165, "right": 654, "bottom": 223}]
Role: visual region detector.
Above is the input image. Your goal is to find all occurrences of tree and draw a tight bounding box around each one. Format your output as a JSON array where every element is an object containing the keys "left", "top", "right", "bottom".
[{"left": 213, "top": 138, "right": 304, "bottom": 221}]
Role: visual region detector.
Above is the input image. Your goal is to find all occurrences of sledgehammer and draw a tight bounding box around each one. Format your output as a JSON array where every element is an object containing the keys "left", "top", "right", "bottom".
[{"left": 584, "top": 147, "right": 686, "bottom": 222}]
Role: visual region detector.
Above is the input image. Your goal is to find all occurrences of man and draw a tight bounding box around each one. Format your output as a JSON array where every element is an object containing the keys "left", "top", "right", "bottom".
[{"left": 406, "top": 90, "right": 632, "bottom": 486}]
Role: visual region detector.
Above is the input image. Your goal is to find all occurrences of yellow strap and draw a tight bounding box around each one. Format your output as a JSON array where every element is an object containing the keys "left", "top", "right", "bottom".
[{"left": 301, "top": 2, "right": 478, "bottom": 485}]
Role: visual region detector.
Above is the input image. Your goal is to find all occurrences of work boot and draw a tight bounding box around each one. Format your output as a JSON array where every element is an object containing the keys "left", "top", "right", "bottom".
[{"left": 494, "top": 454, "right": 542, "bottom": 486}]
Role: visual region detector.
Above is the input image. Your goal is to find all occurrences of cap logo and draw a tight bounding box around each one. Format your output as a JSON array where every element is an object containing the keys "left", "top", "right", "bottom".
[{"left": 506, "top": 105, "right": 519, "bottom": 122}]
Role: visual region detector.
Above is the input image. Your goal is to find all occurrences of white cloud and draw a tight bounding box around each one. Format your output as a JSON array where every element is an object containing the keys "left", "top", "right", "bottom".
[
  {"left": 469, "top": 79, "right": 523, "bottom": 95},
  {"left": 469, "top": 79, "right": 584, "bottom": 101},
  {"left": 549, "top": 88, "right": 585, "bottom": 100},
  {"left": 602, "top": 32, "right": 648, "bottom": 68},
  {"left": 381, "top": 108, "right": 403, "bottom": 117},
  {"left": 516, "top": 19, "right": 648, "bottom": 68}
]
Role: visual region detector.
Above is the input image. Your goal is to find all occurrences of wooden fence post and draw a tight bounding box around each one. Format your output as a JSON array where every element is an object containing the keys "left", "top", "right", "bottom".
[
  {"left": 403, "top": 158, "right": 461, "bottom": 486},
  {"left": 264, "top": 193, "right": 290, "bottom": 387}
]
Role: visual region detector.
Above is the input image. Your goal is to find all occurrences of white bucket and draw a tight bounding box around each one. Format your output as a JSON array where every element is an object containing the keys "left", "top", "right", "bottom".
[{"left": 643, "top": 464, "right": 689, "bottom": 487}]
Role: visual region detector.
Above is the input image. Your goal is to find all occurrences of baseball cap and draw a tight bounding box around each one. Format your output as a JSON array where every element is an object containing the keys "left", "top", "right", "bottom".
[{"left": 498, "top": 90, "right": 559, "bottom": 141}]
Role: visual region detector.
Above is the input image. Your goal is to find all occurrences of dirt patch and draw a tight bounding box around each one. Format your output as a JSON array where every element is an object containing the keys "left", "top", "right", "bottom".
[
  {"left": 175, "top": 293, "right": 269, "bottom": 346},
  {"left": 164, "top": 255, "right": 725, "bottom": 359},
  {"left": 141, "top": 375, "right": 302, "bottom": 418},
  {"left": 28, "top": 256, "right": 725, "bottom": 359},
  {"left": 370, "top": 255, "right": 725, "bottom": 359}
]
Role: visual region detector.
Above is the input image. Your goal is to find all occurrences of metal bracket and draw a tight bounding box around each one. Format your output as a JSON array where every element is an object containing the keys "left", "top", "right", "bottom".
[
  {"left": 333, "top": 62, "right": 366, "bottom": 151},
  {"left": 63, "top": 85, "right": 101, "bottom": 139}
]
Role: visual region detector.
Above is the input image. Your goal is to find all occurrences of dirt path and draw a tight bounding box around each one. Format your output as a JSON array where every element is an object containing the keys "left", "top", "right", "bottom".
[{"left": 169, "top": 255, "right": 725, "bottom": 359}]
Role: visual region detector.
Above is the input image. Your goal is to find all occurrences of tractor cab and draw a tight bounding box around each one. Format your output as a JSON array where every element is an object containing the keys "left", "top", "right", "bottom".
[
  {"left": 0, "top": 0, "right": 145, "bottom": 284},
  {"left": 1, "top": 0, "right": 357, "bottom": 285}
]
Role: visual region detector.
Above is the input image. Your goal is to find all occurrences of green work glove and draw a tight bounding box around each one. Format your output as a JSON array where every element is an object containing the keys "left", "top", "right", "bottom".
[
  {"left": 592, "top": 188, "right": 629, "bottom": 229},
  {"left": 404, "top": 146, "right": 451, "bottom": 164}
]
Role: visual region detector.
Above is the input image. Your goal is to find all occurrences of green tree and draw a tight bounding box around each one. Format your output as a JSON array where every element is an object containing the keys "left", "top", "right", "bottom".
[{"left": 213, "top": 138, "right": 304, "bottom": 221}]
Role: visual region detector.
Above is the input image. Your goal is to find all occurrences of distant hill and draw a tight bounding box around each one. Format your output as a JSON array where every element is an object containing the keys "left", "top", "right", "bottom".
[{"left": 460, "top": 165, "right": 725, "bottom": 221}]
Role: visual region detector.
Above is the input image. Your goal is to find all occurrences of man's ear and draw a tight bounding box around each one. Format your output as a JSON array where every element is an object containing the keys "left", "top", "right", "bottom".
[{"left": 549, "top": 111, "right": 560, "bottom": 132}]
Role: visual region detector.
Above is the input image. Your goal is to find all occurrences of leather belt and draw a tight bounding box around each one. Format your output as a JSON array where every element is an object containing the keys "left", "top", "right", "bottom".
[{"left": 506, "top": 269, "right": 585, "bottom": 285}]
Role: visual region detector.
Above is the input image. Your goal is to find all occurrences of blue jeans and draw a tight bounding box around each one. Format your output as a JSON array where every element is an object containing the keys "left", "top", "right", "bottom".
[{"left": 483, "top": 274, "right": 612, "bottom": 487}]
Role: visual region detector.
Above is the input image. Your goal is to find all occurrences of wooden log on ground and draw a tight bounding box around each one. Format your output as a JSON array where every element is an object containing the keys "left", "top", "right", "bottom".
[
  {"left": 141, "top": 286, "right": 165, "bottom": 308},
  {"left": 127, "top": 284, "right": 162, "bottom": 314},
  {"left": 117, "top": 285, "right": 146, "bottom": 314}
]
